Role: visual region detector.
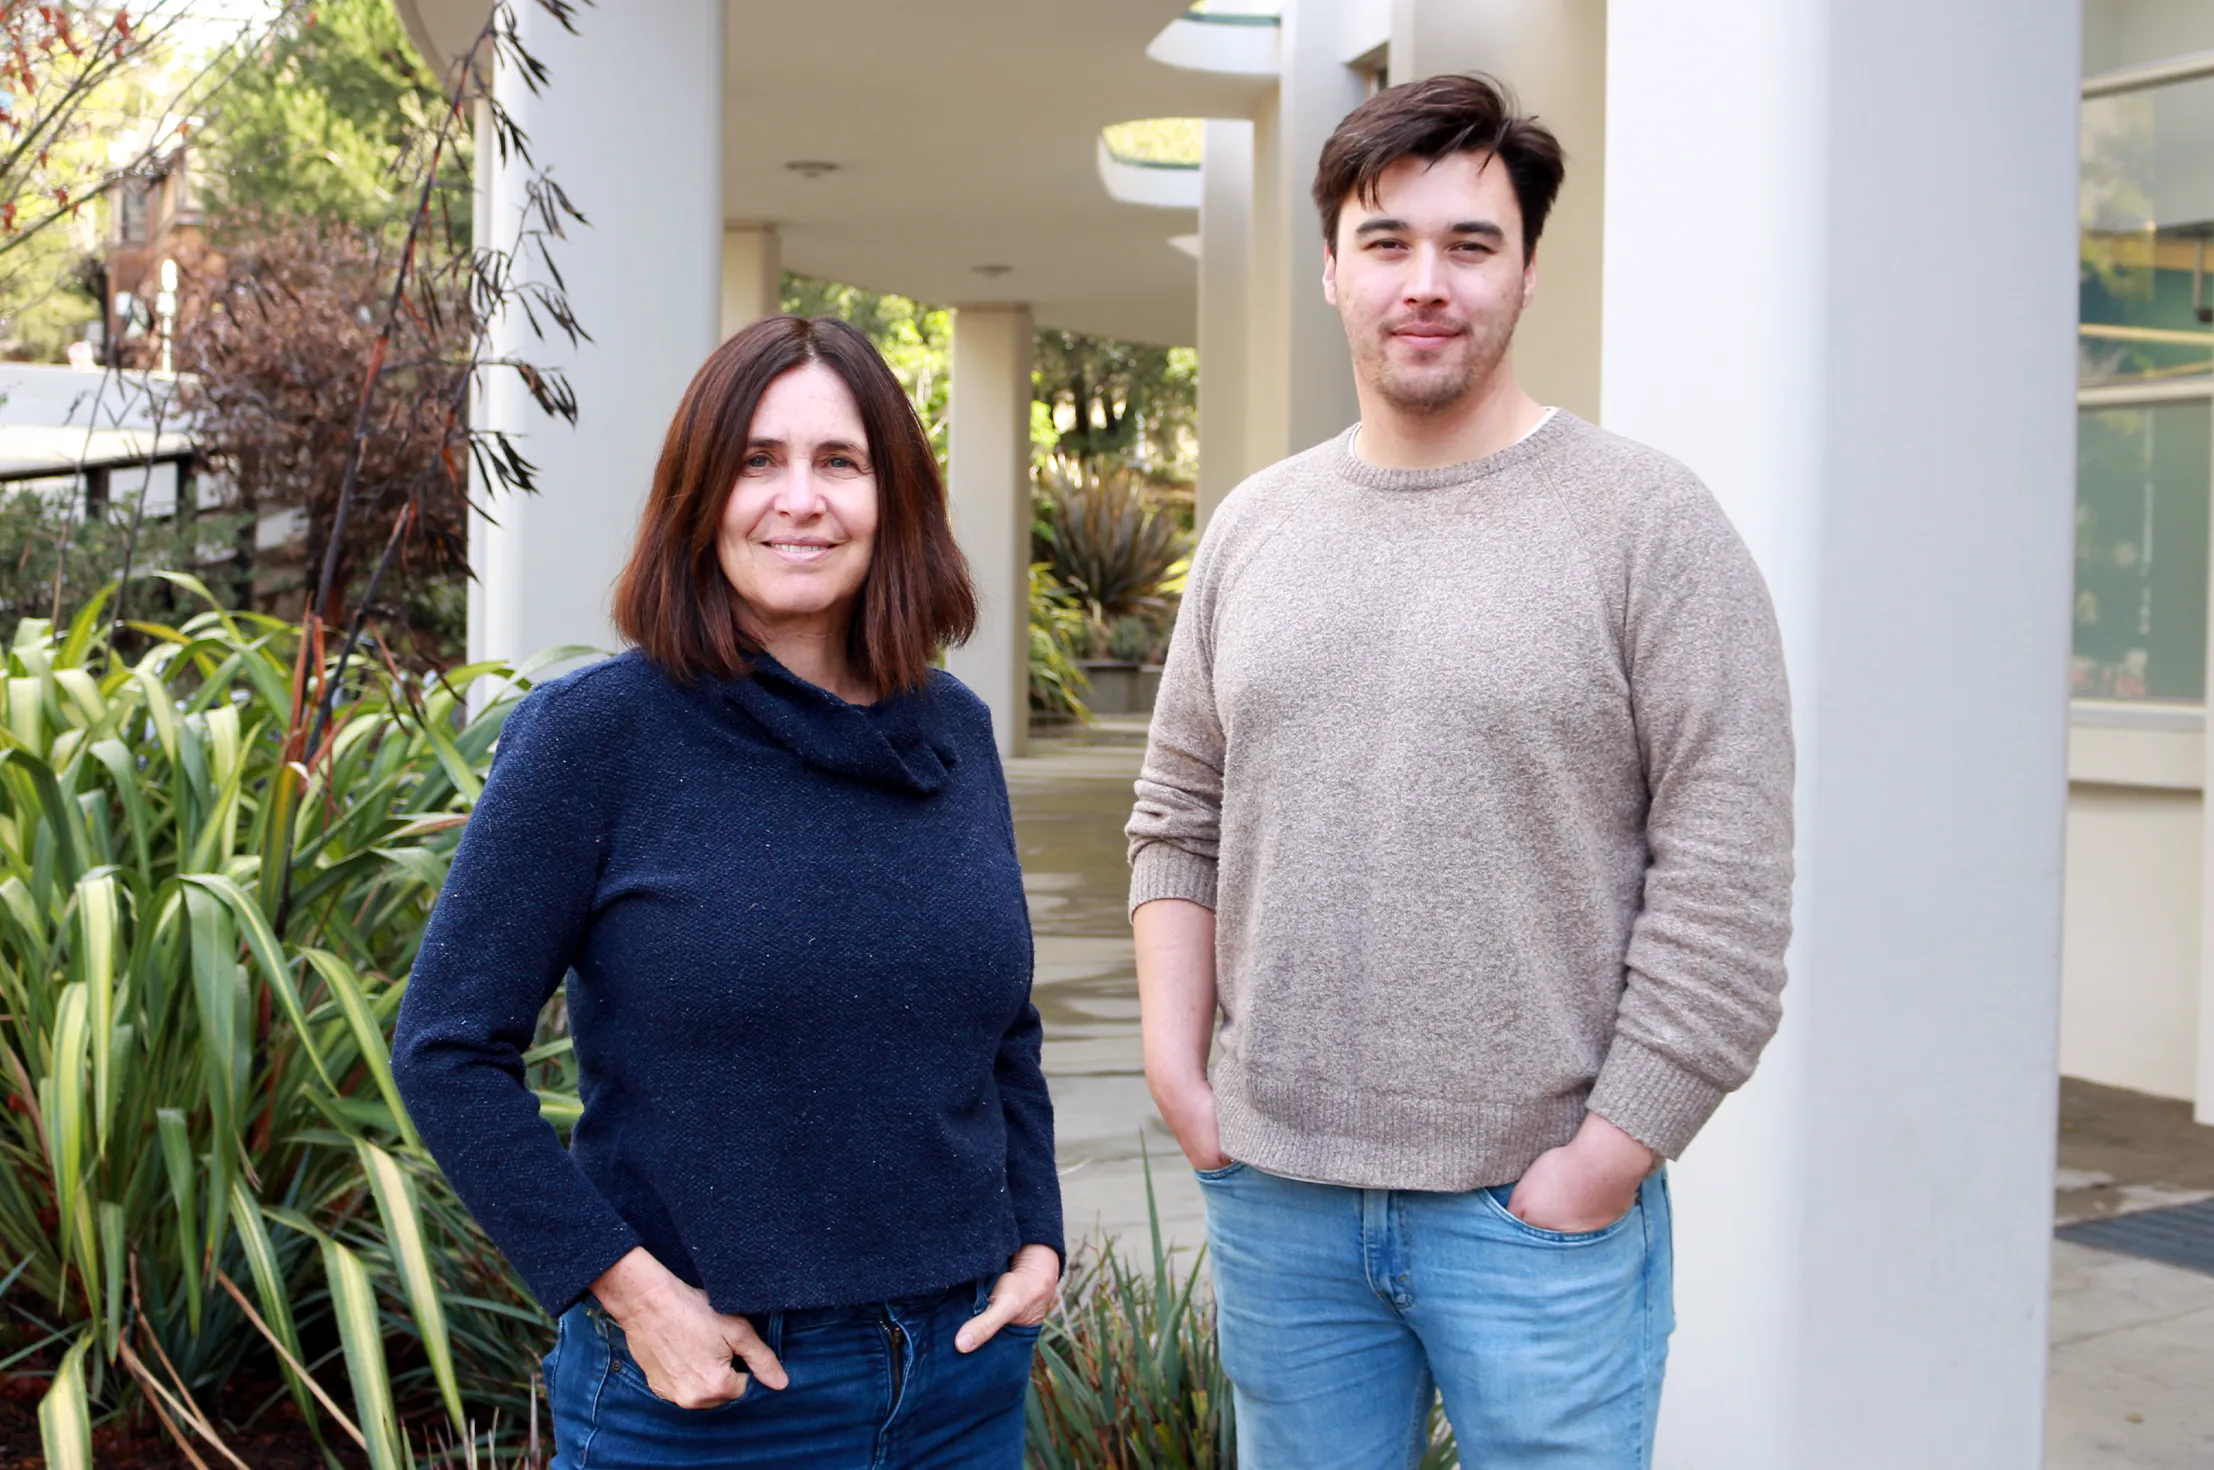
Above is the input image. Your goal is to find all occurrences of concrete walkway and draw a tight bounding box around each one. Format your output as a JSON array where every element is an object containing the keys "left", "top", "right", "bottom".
[{"left": 1009, "top": 720, "right": 2214, "bottom": 1465}]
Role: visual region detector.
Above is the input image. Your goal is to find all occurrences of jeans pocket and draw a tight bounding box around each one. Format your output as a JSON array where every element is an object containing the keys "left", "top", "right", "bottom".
[
  {"left": 1478, "top": 1182, "right": 1638, "bottom": 1244},
  {"left": 1193, "top": 1160, "right": 1248, "bottom": 1182},
  {"left": 591, "top": 1304, "right": 751, "bottom": 1413}
]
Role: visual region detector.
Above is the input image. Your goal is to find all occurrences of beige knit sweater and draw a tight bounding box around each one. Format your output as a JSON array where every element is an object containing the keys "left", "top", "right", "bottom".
[{"left": 1126, "top": 412, "right": 1794, "bottom": 1189}]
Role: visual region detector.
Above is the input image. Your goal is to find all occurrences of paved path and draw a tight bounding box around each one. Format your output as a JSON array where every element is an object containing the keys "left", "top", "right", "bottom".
[
  {"left": 1008, "top": 721, "right": 2214, "bottom": 1465},
  {"left": 1009, "top": 725, "right": 1208, "bottom": 1270}
]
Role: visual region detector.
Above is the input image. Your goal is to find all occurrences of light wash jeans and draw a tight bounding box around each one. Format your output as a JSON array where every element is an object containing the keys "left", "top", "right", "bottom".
[{"left": 1197, "top": 1161, "right": 1673, "bottom": 1469}]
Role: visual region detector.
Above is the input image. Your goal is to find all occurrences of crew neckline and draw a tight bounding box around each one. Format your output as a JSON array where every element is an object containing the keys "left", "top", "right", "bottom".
[{"left": 1333, "top": 406, "right": 1573, "bottom": 493}]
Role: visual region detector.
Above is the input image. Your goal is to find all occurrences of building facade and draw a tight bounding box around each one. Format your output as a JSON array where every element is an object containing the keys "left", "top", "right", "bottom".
[{"left": 401, "top": 3, "right": 2086, "bottom": 1465}]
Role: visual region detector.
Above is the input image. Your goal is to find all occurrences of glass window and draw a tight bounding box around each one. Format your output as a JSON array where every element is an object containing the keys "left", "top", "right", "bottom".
[
  {"left": 2075, "top": 400, "right": 2210, "bottom": 701},
  {"left": 2080, "top": 75, "right": 2214, "bottom": 386}
]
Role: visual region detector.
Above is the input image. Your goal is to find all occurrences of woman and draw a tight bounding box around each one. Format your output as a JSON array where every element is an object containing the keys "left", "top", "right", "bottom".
[{"left": 392, "top": 315, "right": 1062, "bottom": 1468}]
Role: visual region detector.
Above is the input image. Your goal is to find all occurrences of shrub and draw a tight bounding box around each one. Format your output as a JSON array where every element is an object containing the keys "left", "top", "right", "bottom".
[
  {"left": 1034, "top": 465, "right": 1188, "bottom": 649},
  {"left": 0, "top": 579, "right": 568, "bottom": 1468},
  {"left": 1030, "top": 564, "right": 1093, "bottom": 721},
  {"left": 1026, "top": 1154, "right": 1462, "bottom": 1469}
]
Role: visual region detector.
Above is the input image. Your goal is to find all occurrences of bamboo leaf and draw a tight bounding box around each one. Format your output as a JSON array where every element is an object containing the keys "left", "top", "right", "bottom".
[
  {"left": 358, "top": 1141, "right": 464, "bottom": 1435},
  {"left": 35, "top": 1331, "right": 93, "bottom": 1470},
  {"left": 77, "top": 872, "right": 120, "bottom": 1151},
  {"left": 322, "top": 1236, "right": 403, "bottom": 1470},
  {"left": 302, "top": 950, "right": 421, "bottom": 1153},
  {"left": 230, "top": 1184, "right": 319, "bottom": 1430},
  {"left": 156, "top": 1109, "right": 205, "bottom": 1335}
]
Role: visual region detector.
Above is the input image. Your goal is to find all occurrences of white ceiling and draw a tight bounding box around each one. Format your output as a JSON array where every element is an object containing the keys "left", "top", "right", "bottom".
[{"left": 398, "top": 0, "right": 1260, "bottom": 346}]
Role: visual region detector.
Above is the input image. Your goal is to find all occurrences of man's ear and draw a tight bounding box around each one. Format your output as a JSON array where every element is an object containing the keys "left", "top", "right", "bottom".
[
  {"left": 1522, "top": 249, "right": 1539, "bottom": 311},
  {"left": 1322, "top": 241, "right": 1339, "bottom": 307}
]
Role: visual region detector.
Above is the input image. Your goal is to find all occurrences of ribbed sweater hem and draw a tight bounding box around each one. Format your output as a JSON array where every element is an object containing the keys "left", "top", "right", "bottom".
[
  {"left": 1128, "top": 841, "right": 1218, "bottom": 915},
  {"left": 1213, "top": 1060, "right": 1589, "bottom": 1192}
]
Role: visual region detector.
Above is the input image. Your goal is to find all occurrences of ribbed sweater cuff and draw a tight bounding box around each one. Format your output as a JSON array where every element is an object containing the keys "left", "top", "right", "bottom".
[
  {"left": 1128, "top": 842, "right": 1217, "bottom": 916},
  {"left": 1586, "top": 1035, "right": 1728, "bottom": 1161}
]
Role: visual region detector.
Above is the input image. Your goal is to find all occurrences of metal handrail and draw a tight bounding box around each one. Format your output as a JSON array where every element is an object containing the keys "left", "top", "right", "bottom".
[
  {"left": 2083, "top": 49, "right": 2214, "bottom": 100},
  {"left": 1178, "top": 8, "right": 1281, "bottom": 26}
]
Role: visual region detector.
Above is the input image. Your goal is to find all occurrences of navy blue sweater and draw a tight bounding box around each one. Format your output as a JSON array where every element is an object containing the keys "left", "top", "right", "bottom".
[{"left": 391, "top": 651, "right": 1060, "bottom": 1316}]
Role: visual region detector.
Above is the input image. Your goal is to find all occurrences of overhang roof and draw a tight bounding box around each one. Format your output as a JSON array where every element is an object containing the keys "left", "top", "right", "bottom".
[{"left": 396, "top": 1, "right": 1257, "bottom": 346}]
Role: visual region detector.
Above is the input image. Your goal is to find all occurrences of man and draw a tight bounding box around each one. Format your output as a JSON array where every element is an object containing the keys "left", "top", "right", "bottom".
[{"left": 1126, "top": 74, "right": 1794, "bottom": 1468}]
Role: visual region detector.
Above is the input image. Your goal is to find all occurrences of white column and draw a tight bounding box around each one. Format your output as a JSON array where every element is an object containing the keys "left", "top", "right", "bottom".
[
  {"left": 721, "top": 223, "right": 782, "bottom": 341},
  {"left": 467, "top": 95, "right": 493, "bottom": 691},
  {"left": 1243, "top": 93, "right": 1291, "bottom": 471},
  {"left": 945, "top": 304, "right": 1034, "bottom": 759},
  {"left": 1604, "top": 2, "right": 2080, "bottom": 1466},
  {"left": 1247, "top": 0, "right": 1365, "bottom": 462},
  {"left": 1387, "top": 0, "right": 1606, "bottom": 421},
  {"left": 475, "top": 0, "right": 723, "bottom": 672},
  {"left": 1198, "top": 119, "right": 1254, "bottom": 527}
]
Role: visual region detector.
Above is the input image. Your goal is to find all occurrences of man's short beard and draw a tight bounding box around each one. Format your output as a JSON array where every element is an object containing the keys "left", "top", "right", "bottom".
[{"left": 1368, "top": 309, "right": 1519, "bottom": 416}]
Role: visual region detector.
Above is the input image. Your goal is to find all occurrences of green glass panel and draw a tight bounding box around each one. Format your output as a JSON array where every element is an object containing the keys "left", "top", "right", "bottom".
[{"left": 2074, "top": 401, "right": 2211, "bottom": 701}]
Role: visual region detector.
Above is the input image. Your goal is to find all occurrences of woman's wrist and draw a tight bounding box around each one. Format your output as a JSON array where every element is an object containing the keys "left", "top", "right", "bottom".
[{"left": 588, "top": 1246, "right": 672, "bottom": 1323}]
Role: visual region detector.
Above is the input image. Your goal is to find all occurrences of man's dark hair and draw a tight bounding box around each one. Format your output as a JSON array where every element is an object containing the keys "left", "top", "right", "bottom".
[{"left": 1312, "top": 73, "right": 1565, "bottom": 261}]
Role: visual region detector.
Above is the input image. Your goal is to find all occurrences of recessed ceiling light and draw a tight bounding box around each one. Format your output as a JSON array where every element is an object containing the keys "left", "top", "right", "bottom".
[
  {"left": 784, "top": 160, "right": 839, "bottom": 179},
  {"left": 971, "top": 263, "right": 1014, "bottom": 278}
]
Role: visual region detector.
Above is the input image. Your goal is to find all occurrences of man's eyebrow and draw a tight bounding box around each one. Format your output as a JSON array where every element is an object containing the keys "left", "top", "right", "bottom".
[{"left": 1352, "top": 217, "right": 1506, "bottom": 241}]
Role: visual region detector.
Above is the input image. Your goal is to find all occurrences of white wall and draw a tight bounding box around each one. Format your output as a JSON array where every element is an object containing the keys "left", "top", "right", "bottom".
[
  {"left": 1388, "top": 0, "right": 1606, "bottom": 422},
  {"left": 474, "top": 0, "right": 723, "bottom": 672},
  {"left": 1605, "top": 0, "right": 2080, "bottom": 1464},
  {"left": 2063, "top": 783, "right": 2203, "bottom": 1099}
]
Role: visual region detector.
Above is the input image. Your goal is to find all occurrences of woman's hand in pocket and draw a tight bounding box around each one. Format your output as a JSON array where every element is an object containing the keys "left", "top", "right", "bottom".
[
  {"left": 591, "top": 1247, "right": 787, "bottom": 1408},
  {"left": 955, "top": 1244, "right": 1061, "bottom": 1352}
]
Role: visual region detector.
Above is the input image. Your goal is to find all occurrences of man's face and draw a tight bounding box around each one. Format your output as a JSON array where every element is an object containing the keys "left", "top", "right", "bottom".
[{"left": 1323, "top": 151, "right": 1536, "bottom": 416}]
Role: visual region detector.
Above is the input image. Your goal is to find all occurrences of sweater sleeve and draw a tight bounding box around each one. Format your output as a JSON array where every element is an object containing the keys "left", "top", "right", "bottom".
[
  {"left": 392, "top": 682, "right": 643, "bottom": 1315},
  {"left": 1586, "top": 478, "right": 1796, "bottom": 1160},
  {"left": 1125, "top": 507, "right": 1236, "bottom": 914},
  {"left": 975, "top": 725, "right": 1065, "bottom": 1264}
]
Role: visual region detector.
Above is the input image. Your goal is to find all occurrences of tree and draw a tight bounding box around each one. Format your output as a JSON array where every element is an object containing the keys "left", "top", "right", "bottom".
[
  {"left": 1033, "top": 327, "right": 1196, "bottom": 486},
  {"left": 198, "top": 0, "right": 466, "bottom": 237},
  {"left": 181, "top": 216, "right": 474, "bottom": 663}
]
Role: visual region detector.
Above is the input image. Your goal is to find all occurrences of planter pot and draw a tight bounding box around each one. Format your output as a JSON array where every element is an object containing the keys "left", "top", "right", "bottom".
[
  {"left": 1076, "top": 661, "right": 1165, "bottom": 716},
  {"left": 1079, "top": 660, "right": 1142, "bottom": 715}
]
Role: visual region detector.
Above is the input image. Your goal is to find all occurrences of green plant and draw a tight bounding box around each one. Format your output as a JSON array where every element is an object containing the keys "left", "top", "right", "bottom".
[
  {"left": 1034, "top": 464, "right": 1189, "bottom": 646},
  {"left": 1025, "top": 1147, "right": 1462, "bottom": 1469},
  {"left": 1103, "top": 615, "right": 1158, "bottom": 666},
  {"left": 1030, "top": 563, "right": 1092, "bottom": 721},
  {"left": 0, "top": 577, "right": 573, "bottom": 1467},
  {"left": 1026, "top": 1150, "right": 1232, "bottom": 1468}
]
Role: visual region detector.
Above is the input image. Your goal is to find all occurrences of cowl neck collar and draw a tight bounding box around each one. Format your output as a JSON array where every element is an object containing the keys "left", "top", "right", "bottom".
[{"left": 710, "top": 653, "right": 956, "bottom": 795}]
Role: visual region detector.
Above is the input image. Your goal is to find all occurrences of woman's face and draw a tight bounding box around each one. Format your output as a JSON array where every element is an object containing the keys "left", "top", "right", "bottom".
[{"left": 718, "top": 362, "right": 879, "bottom": 637}]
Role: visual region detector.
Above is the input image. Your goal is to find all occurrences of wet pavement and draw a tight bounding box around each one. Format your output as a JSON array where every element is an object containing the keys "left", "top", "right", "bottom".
[{"left": 1009, "top": 719, "right": 1210, "bottom": 1264}]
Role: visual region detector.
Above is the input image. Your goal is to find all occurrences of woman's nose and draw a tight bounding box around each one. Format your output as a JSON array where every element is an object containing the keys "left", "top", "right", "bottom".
[{"left": 771, "top": 466, "right": 826, "bottom": 517}]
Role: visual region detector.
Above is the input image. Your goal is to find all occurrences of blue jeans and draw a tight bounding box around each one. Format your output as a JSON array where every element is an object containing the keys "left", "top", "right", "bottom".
[
  {"left": 545, "top": 1276, "right": 1037, "bottom": 1468},
  {"left": 1198, "top": 1162, "right": 1674, "bottom": 1469}
]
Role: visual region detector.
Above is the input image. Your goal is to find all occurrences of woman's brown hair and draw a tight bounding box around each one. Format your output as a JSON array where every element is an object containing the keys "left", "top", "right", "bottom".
[{"left": 612, "top": 315, "right": 976, "bottom": 692}]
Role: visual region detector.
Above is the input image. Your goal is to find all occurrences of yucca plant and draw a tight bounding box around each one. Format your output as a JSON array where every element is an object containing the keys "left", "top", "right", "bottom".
[
  {"left": 0, "top": 577, "right": 578, "bottom": 1468},
  {"left": 1034, "top": 465, "right": 1189, "bottom": 648},
  {"left": 1024, "top": 1148, "right": 1461, "bottom": 1469}
]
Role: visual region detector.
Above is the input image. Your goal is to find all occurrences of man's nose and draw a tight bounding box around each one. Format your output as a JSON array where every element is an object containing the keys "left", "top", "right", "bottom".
[{"left": 1404, "top": 245, "right": 1449, "bottom": 301}]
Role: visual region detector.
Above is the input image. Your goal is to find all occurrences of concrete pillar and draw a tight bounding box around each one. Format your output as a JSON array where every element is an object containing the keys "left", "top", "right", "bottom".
[
  {"left": 1603, "top": 1, "right": 2079, "bottom": 1465},
  {"left": 721, "top": 223, "right": 782, "bottom": 341},
  {"left": 1246, "top": 0, "right": 1365, "bottom": 463},
  {"left": 476, "top": 0, "right": 723, "bottom": 671},
  {"left": 1198, "top": 118, "right": 1254, "bottom": 527},
  {"left": 1243, "top": 93, "right": 1291, "bottom": 472},
  {"left": 1387, "top": 0, "right": 1606, "bottom": 421},
  {"left": 945, "top": 304, "right": 1034, "bottom": 758},
  {"left": 467, "top": 95, "right": 492, "bottom": 690}
]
